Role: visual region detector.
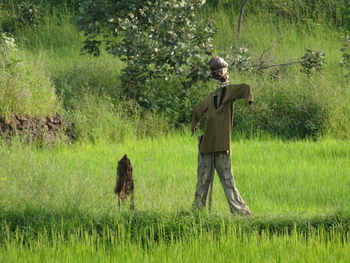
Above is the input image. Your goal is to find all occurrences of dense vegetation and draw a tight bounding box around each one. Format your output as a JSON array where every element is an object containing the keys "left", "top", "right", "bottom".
[
  {"left": 1, "top": 135, "right": 349, "bottom": 261},
  {"left": 1, "top": 0, "right": 349, "bottom": 140},
  {"left": 0, "top": 1, "right": 349, "bottom": 261}
]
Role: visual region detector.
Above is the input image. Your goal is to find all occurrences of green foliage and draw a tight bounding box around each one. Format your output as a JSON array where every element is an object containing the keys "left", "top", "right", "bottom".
[
  {"left": 17, "top": 1, "right": 41, "bottom": 26},
  {"left": 233, "top": 76, "right": 331, "bottom": 139},
  {"left": 207, "top": 0, "right": 350, "bottom": 28},
  {"left": 65, "top": 93, "right": 170, "bottom": 142},
  {"left": 1, "top": 136, "right": 349, "bottom": 215},
  {"left": 78, "top": 0, "right": 215, "bottom": 120},
  {"left": 1, "top": 0, "right": 348, "bottom": 139},
  {"left": 0, "top": 33, "right": 21, "bottom": 69},
  {"left": 221, "top": 46, "right": 253, "bottom": 72},
  {"left": 65, "top": 93, "right": 131, "bottom": 143},
  {"left": 0, "top": 7, "right": 16, "bottom": 33},
  {"left": 340, "top": 35, "right": 350, "bottom": 78},
  {"left": 300, "top": 49, "right": 326, "bottom": 75},
  {"left": 130, "top": 78, "right": 210, "bottom": 126},
  {"left": 0, "top": 34, "right": 61, "bottom": 120},
  {"left": 1, "top": 223, "right": 350, "bottom": 262},
  {"left": 0, "top": 1, "right": 41, "bottom": 34},
  {"left": 51, "top": 57, "right": 123, "bottom": 107}
]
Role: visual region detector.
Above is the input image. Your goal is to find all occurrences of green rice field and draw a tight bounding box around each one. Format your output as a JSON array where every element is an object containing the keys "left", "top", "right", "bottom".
[{"left": 1, "top": 134, "right": 349, "bottom": 262}]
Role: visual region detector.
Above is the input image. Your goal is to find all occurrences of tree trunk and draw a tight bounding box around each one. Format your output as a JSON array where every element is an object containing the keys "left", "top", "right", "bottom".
[{"left": 237, "top": 0, "right": 250, "bottom": 41}]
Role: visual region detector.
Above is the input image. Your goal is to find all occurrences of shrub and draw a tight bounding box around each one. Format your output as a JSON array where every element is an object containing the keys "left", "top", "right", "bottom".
[
  {"left": 0, "top": 33, "right": 18, "bottom": 68},
  {"left": 221, "top": 46, "right": 253, "bottom": 72},
  {"left": 233, "top": 75, "right": 332, "bottom": 139},
  {"left": 0, "top": 7, "right": 16, "bottom": 33},
  {"left": 0, "top": 33, "right": 61, "bottom": 120},
  {"left": 78, "top": 0, "right": 215, "bottom": 115},
  {"left": 206, "top": 0, "right": 350, "bottom": 28},
  {"left": 51, "top": 57, "right": 123, "bottom": 107},
  {"left": 17, "top": 1, "right": 41, "bottom": 26},
  {"left": 325, "top": 98, "right": 350, "bottom": 139},
  {"left": 65, "top": 93, "right": 133, "bottom": 143},
  {"left": 65, "top": 93, "right": 171, "bottom": 142},
  {"left": 300, "top": 49, "right": 325, "bottom": 75},
  {"left": 130, "top": 77, "right": 210, "bottom": 127},
  {"left": 340, "top": 35, "right": 350, "bottom": 78}
]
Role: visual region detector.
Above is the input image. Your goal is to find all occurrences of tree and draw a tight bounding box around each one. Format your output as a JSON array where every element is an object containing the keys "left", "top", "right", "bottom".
[
  {"left": 237, "top": 0, "right": 249, "bottom": 41},
  {"left": 78, "top": 0, "right": 215, "bottom": 113}
]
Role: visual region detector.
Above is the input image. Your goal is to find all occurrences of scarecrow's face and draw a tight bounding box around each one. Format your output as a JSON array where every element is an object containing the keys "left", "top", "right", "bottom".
[{"left": 217, "top": 67, "right": 229, "bottom": 82}]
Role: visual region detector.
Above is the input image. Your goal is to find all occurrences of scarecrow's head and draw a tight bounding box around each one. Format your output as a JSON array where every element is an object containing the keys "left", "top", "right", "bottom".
[{"left": 208, "top": 56, "right": 229, "bottom": 83}]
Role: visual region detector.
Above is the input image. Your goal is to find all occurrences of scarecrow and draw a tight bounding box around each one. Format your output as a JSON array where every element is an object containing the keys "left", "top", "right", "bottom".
[{"left": 192, "top": 56, "right": 253, "bottom": 215}]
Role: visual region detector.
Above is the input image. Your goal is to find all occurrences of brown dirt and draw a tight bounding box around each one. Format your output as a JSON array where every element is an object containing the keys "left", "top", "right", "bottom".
[{"left": 0, "top": 114, "right": 69, "bottom": 144}]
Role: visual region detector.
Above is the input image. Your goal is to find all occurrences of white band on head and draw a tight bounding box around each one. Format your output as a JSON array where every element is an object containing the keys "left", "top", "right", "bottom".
[
  {"left": 212, "top": 67, "right": 227, "bottom": 73},
  {"left": 212, "top": 67, "right": 228, "bottom": 77}
]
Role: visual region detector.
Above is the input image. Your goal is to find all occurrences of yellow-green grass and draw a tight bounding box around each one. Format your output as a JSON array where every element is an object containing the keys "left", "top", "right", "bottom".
[
  {"left": 1, "top": 227, "right": 350, "bottom": 263},
  {"left": 1, "top": 134, "right": 349, "bottom": 216},
  {"left": 8, "top": 8, "right": 349, "bottom": 139},
  {"left": 0, "top": 134, "right": 349, "bottom": 261}
]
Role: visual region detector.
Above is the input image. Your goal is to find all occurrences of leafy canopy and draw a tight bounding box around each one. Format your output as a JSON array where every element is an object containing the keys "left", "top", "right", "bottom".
[{"left": 78, "top": 0, "right": 215, "bottom": 111}]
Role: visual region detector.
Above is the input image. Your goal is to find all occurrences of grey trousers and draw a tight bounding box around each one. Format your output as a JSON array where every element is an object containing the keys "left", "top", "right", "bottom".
[{"left": 193, "top": 146, "right": 250, "bottom": 215}]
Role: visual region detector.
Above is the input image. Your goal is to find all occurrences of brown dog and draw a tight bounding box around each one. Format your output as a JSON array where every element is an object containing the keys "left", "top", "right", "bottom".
[{"left": 114, "top": 154, "right": 135, "bottom": 210}]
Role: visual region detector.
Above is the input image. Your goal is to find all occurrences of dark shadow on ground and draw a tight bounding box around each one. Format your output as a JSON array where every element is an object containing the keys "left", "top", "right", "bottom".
[{"left": 1, "top": 207, "right": 349, "bottom": 244}]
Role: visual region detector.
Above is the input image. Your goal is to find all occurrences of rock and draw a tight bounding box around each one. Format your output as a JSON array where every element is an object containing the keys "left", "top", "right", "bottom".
[
  {"left": 10, "top": 121, "right": 18, "bottom": 130},
  {"left": 15, "top": 115, "right": 23, "bottom": 122},
  {"left": 1, "top": 124, "right": 11, "bottom": 132},
  {"left": 22, "top": 120, "right": 29, "bottom": 128},
  {"left": 52, "top": 115, "right": 62, "bottom": 124},
  {"left": 1, "top": 114, "right": 66, "bottom": 143}
]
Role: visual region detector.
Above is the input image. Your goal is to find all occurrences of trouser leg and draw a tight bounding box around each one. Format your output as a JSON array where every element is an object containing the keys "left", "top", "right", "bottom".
[
  {"left": 193, "top": 152, "right": 215, "bottom": 208},
  {"left": 215, "top": 153, "right": 250, "bottom": 215}
]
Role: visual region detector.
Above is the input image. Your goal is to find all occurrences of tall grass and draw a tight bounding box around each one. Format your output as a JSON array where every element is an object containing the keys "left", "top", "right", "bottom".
[
  {"left": 1, "top": 226, "right": 350, "bottom": 263},
  {"left": 0, "top": 135, "right": 349, "bottom": 260},
  {"left": 1, "top": 1, "right": 349, "bottom": 260},
  {"left": 1, "top": 135, "right": 349, "bottom": 216},
  {"left": 210, "top": 7, "right": 350, "bottom": 139},
  {"left": 2, "top": 2, "right": 349, "bottom": 139}
]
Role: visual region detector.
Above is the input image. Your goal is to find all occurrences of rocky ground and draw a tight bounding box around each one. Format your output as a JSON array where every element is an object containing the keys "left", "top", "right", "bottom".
[{"left": 0, "top": 115, "right": 68, "bottom": 143}]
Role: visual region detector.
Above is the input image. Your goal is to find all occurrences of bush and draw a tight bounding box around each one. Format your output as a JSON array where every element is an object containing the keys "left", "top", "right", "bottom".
[
  {"left": 340, "top": 35, "right": 350, "bottom": 78},
  {"left": 0, "top": 8, "right": 16, "bottom": 33},
  {"left": 206, "top": 0, "right": 350, "bottom": 28},
  {"left": 65, "top": 93, "right": 171, "bottom": 143},
  {"left": 17, "top": 1, "right": 41, "bottom": 26},
  {"left": 233, "top": 74, "right": 333, "bottom": 139},
  {"left": 78, "top": 0, "right": 215, "bottom": 112},
  {"left": 300, "top": 49, "right": 325, "bottom": 75},
  {"left": 0, "top": 34, "right": 61, "bottom": 120},
  {"left": 51, "top": 57, "right": 123, "bottom": 107},
  {"left": 324, "top": 89, "right": 350, "bottom": 139},
  {"left": 65, "top": 93, "right": 133, "bottom": 143},
  {"left": 131, "top": 77, "right": 211, "bottom": 127},
  {"left": 0, "top": 63, "right": 62, "bottom": 120}
]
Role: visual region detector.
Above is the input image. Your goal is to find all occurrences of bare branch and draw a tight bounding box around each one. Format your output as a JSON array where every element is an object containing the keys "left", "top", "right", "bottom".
[{"left": 253, "top": 61, "right": 300, "bottom": 70}]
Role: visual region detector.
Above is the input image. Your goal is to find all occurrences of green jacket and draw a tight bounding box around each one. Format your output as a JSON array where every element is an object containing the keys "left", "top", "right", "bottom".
[{"left": 192, "top": 83, "right": 253, "bottom": 154}]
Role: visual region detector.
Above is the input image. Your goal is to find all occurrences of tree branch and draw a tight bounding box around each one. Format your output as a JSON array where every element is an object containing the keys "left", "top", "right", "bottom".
[{"left": 253, "top": 61, "right": 300, "bottom": 70}]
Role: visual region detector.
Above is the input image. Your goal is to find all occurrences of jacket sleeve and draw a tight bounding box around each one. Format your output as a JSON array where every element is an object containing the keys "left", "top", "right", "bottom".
[
  {"left": 228, "top": 83, "right": 253, "bottom": 104},
  {"left": 191, "top": 96, "right": 210, "bottom": 132}
]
